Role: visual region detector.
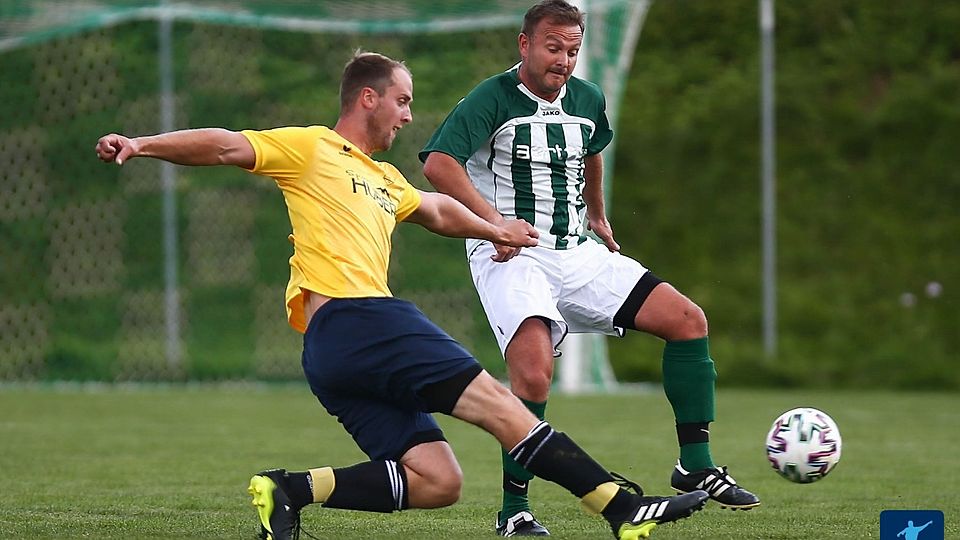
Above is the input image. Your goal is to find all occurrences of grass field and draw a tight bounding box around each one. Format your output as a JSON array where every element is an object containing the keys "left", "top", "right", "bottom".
[{"left": 1, "top": 384, "right": 957, "bottom": 539}]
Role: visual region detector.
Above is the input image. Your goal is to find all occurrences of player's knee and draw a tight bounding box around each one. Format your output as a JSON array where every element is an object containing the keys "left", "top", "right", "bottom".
[
  {"left": 436, "top": 472, "right": 463, "bottom": 506},
  {"left": 672, "top": 302, "right": 708, "bottom": 340},
  {"left": 508, "top": 356, "right": 553, "bottom": 399},
  {"left": 513, "top": 367, "right": 552, "bottom": 397},
  {"left": 424, "top": 467, "right": 463, "bottom": 507}
]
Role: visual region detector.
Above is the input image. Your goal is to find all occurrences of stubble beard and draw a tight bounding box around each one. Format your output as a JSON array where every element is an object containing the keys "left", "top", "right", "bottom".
[{"left": 366, "top": 106, "right": 394, "bottom": 153}]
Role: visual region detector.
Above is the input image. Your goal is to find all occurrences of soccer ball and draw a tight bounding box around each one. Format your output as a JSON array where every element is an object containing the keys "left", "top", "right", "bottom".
[{"left": 765, "top": 407, "right": 842, "bottom": 483}]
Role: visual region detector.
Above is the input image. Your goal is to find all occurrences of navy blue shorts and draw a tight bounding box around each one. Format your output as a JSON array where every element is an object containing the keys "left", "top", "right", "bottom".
[{"left": 301, "top": 297, "right": 482, "bottom": 461}]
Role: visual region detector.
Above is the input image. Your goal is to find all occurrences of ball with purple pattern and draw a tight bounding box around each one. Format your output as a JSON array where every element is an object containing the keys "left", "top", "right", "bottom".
[{"left": 765, "top": 407, "right": 842, "bottom": 483}]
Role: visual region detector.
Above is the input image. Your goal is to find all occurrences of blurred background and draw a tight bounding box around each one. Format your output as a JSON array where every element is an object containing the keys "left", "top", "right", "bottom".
[{"left": 0, "top": 0, "right": 956, "bottom": 390}]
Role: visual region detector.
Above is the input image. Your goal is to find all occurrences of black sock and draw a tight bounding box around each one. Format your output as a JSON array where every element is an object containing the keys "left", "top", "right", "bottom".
[
  {"left": 323, "top": 460, "right": 408, "bottom": 513},
  {"left": 284, "top": 471, "right": 314, "bottom": 509},
  {"left": 600, "top": 489, "right": 638, "bottom": 520},
  {"left": 508, "top": 421, "right": 613, "bottom": 498}
]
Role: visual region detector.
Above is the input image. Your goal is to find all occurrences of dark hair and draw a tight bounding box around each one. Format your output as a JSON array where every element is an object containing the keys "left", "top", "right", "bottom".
[
  {"left": 521, "top": 0, "right": 585, "bottom": 36},
  {"left": 339, "top": 51, "right": 410, "bottom": 111}
]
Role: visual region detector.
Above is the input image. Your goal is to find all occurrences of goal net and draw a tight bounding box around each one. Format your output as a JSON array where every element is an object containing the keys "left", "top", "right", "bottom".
[{"left": 0, "top": 0, "right": 648, "bottom": 390}]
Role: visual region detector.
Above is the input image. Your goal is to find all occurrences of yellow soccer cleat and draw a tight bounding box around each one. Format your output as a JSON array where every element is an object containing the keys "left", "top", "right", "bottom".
[{"left": 248, "top": 469, "right": 302, "bottom": 540}]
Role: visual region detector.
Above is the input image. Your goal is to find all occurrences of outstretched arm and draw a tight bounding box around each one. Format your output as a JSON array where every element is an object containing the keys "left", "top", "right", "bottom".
[
  {"left": 422, "top": 151, "right": 522, "bottom": 262},
  {"left": 582, "top": 152, "right": 620, "bottom": 252},
  {"left": 423, "top": 152, "right": 501, "bottom": 224},
  {"left": 406, "top": 191, "right": 538, "bottom": 252},
  {"left": 95, "top": 128, "right": 255, "bottom": 169}
]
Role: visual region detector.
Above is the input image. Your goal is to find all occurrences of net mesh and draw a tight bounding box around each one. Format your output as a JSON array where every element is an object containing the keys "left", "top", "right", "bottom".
[{"left": 0, "top": 0, "right": 643, "bottom": 382}]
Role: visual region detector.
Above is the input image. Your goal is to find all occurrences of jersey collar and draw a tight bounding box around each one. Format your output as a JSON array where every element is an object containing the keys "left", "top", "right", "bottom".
[{"left": 510, "top": 62, "right": 568, "bottom": 105}]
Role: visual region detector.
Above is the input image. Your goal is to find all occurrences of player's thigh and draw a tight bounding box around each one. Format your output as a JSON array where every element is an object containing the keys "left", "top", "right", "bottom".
[
  {"left": 633, "top": 282, "right": 706, "bottom": 339},
  {"left": 468, "top": 243, "right": 566, "bottom": 353},
  {"left": 450, "top": 369, "right": 539, "bottom": 446},
  {"left": 301, "top": 297, "right": 476, "bottom": 460},
  {"left": 559, "top": 243, "right": 647, "bottom": 334},
  {"left": 303, "top": 297, "right": 477, "bottom": 407},
  {"left": 400, "top": 440, "right": 462, "bottom": 484},
  {"left": 314, "top": 389, "right": 445, "bottom": 462}
]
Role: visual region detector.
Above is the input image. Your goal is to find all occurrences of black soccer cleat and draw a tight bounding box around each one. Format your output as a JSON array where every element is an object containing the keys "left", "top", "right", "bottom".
[
  {"left": 671, "top": 461, "right": 761, "bottom": 510},
  {"left": 248, "top": 469, "right": 302, "bottom": 540},
  {"left": 607, "top": 490, "right": 709, "bottom": 540},
  {"left": 495, "top": 510, "right": 551, "bottom": 536},
  {"left": 605, "top": 472, "right": 708, "bottom": 539}
]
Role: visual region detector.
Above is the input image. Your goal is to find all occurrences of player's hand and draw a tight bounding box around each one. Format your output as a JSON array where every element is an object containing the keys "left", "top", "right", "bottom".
[
  {"left": 492, "top": 219, "right": 538, "bottom": 262},
  {"left": 588, "top": 215, "right": 620, "bottom": 252},
  {"left": 491, "top": 243, "right": 522, "bottom": 262},
  {"left": 95, "top": 133, "right": 139, "bottom": 165}
]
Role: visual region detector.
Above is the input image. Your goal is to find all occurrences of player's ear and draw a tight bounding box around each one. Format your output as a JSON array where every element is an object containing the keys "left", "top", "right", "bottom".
[{"left": 359, "top": 86, "right": 378, "bottom": 110}]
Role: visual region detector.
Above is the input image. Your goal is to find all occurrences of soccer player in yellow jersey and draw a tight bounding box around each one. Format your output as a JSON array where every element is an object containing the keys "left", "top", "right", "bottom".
[{"left": 95, "top": 51, "right": 707, "bottom": 540}]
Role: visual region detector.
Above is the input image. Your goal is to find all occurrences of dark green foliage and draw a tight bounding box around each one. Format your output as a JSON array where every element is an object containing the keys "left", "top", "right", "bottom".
[
  {"left": 122, "top": 194, "right": 167, "bottom": 287},
  {"left": 186, "top": 287, "right": 255, "bottom": 379},
  {"left": 47, "top": 298, "right": 120, "bottom": 380},
  {"left": 0, "top": 219, "right": 47, "bottom": 302},
  {"left": 609, "top": 0, "right": 959, "bottom": 389},
  {"left": 0, "top": 3, "right": 955, "bottom": 387}
]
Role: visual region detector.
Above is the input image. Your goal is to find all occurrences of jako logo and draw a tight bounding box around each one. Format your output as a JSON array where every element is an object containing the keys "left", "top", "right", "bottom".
[{"left": 541, "top": 109, "right": 561, "bottom": 116}]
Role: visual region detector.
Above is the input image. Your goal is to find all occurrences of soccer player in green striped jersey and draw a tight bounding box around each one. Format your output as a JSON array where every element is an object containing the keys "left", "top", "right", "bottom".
[{"left": 420, "top": 1, "right": 760, "bottom": 535}]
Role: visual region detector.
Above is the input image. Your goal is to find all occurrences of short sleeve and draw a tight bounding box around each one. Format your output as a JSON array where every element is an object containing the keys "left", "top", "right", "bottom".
[
  {"left": 419, "top": 78, "right": 502, "bottom": 165},
  {"left": 585, "top": 92, "right": 613, "bottom": 156},
  {"left": 241, "top": 126, "right": 322, "bottom": 183},
  {"left": 396, "top": 187, "right": 422, "bottom": 222}
]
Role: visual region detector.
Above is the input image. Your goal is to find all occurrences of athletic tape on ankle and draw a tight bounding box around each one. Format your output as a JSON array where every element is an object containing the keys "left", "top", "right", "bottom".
[
  {"left": 309, "top": 467, "right": 335, "bottom": 503},
  {"left": 581, "top": 482, "right": 619, "bottom": 515}
]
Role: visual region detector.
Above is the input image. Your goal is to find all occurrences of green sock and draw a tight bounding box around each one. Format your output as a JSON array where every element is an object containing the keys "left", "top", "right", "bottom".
[
  {"left": 500, "top": 398, "right": 546, "bottom": 522},
  {"left": 662, "top": 337, "right": 717, "bottom": 471},
  {"left": 680, "top": 442, "right": 713, "bottom": 472}
]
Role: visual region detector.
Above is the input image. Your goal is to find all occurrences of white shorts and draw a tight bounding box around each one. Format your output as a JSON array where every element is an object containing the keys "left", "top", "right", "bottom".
[{"left": 468, "top": 239, "right": 649, "bottom": 356}]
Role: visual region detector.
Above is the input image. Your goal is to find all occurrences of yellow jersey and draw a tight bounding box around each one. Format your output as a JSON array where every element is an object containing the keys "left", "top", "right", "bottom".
[{"left": 241, "top": 126, "right": 422, "bottom": 333}]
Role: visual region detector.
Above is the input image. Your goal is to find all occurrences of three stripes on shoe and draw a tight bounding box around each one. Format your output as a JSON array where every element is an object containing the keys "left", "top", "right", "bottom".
[
  {"left": 631, "top": 500, "right": 671, "bottom": 522},
  {"left": 692, "top": 470, "right": 732, "bottom": 497}
]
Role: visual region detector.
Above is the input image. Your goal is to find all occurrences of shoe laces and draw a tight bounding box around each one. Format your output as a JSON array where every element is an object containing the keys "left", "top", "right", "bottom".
[
  {"left": 715, "top": 466, "right": 739, "bottom": 486},
  {"left": 610, "top": 471, "right": 644, "bottom": 497},
  {"left": 698, "top": 465, "right": 735, "bottom": 485}
]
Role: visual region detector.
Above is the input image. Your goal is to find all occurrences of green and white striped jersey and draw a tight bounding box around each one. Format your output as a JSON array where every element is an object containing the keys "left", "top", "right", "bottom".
[{"left": 419, "top": 64, "right": 613, "bottom": 251}]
